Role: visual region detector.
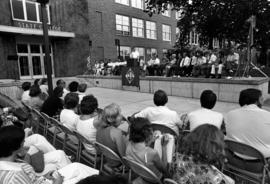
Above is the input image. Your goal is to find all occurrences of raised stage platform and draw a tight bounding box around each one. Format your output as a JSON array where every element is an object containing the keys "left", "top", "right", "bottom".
[{"left": 77, "top": 75, "right": 269, "bottom": 103}]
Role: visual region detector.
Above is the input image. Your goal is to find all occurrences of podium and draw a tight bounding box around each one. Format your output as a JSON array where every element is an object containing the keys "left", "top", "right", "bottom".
[
  {"left": 122, "top": 58, "right": 140, "bottom": 87},
  {"left": 126, "top": 58, "right": 139, "bottom": 67}
]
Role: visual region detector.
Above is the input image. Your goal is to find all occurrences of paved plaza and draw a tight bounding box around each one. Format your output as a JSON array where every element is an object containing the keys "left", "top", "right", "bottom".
[{"left": 86, "top": 87, "right": 240, "bottom": 117}]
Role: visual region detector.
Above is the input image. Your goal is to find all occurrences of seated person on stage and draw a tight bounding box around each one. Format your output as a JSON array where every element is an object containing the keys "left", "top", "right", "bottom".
[
  {"left": 134, "top": 90, "right": 181, "bottom": 135},
  {"left": 171, "top": 124, "right": 234, "bottom": 184},
  {"left": 77, "top": 83, "right": 87, "bottom": 104},
  {"left": 139, "top": 58, "right": 147, "bottom": 74},
  {"left": 126, "top": 117, "right": 169, "bottom": 183},
  {"left": 225, "top": 48, "right": 239, "bottom": 77},
  {"left": 159, "top": 57, "right": 168, "bottom": 76},
  {"left": 21, "top": 82, "right": 31, "bottom": 104},
  {"left": 0, "top": 126, "right": 99, "bottom": 184},
  {"left": 189, "top": 51, "right": 197, "bottom": 76},
  {"left": 76, "top": 95, "right": 99, "bottom": 155},
  {"left": 179, "top": 51, "right": 191, "bottom": 77},
  {"left": 192, "top": 51, "right": 205, "bottom": 77},
  {"left": 41, "top": 87, "right": 64, "bottom": 117},
  {"left": 166, "top": 54, "right": 177, "bottom": 77},
  {"left": 225, "top": 88, "right": 270, "bottom": 159},
  {"left": 96, "top": 103, "right": 127, "bottom": 169},
  {"left": 147, "top": 54, "right": 160, "bottom": 76},
  {"left": 60, "top": 93, "right": 79, "bottom": 131},
  {"left": 210, "top": 50, "right": 224, "bottom": 79},
  {"left": 200, "top": 51, "right": 212, "bottom": 78},
  {"left": 184, "top": 90, "right": 224, "bottom": 132}
]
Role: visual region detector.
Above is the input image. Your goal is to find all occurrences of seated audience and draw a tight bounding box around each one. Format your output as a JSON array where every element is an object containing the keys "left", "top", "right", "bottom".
[
  {"left": 96, "top": 103, "right": 127, "bottom": 168},
  {"left": 21, "top": 82, "right": 31, "bottom": 103},
  {"left": 186, "top": 90, "right": 224, "bottom": 132},
  {"left": 56, "top": 79, "right": 69, "bottom": 100},
  {"left": 27, "top": 85, "right": 44, "bottom": 111},
  {"left": 76, "top": 95, "right": 99, "bottom": 154},
  {"left": 171, "top": 124, "right": 234, "bottom": 184},
  {"left": 41, "top": 87, "right": 64, "bottom": 117},
  {"left": 60, "top": 93, "right": 79, "bottom": 131},
  {"left": 0, "top": 126, "right": 99, "bottom": 184},
  {"left": 135, "top": 90, "right": 181, "bottom": 135},
  {"left": 77, "top": 83, "right": 87, "bottom": 104},
  {"left": 126, "top": 117, "right": 169, "bottom": 183},
  {"left": 225, "top": 88, "right": 270, "bottom": 158},
  {"left": 40, "top": 78, "right": 48, "bottom": 95},
  {"left": 33, "top": 79, "right": 40, "bottom": 86},
  {"left": 68, "top": 81, "right": 79, "bottom": 93}
]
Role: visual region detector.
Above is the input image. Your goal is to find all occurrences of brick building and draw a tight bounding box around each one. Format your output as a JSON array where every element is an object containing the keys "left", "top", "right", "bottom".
[
  {"left": 0, "top": 0, "right": 89, "bottom": 80},
  {"left": 88, "top": 0, "right": 178, "bottom": 62}
]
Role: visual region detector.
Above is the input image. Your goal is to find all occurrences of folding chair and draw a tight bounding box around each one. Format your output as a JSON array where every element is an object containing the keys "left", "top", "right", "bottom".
[
  {"left": 224, "top": 140, "right": 270, "bottom": 184},
  {"left": 151, "top": 123, "right": 178, "bottom": 137},
  {"left": 48, "top": 117, "right": 63, "bottom": 148},
  {"left": 31, "top": 108, "right": 48, "bottom": 136},
  {"left": 40, "top": 112, "right": 52, "bottom": 137},
  {"left": 163, "top": 179, "right": 178, "bottom": 184},
  {"left": 123, "top": 157, "right": 162, "bottom": 184},
  {"left": 74, "top": 131, "right": 97, "bottom": 168}
]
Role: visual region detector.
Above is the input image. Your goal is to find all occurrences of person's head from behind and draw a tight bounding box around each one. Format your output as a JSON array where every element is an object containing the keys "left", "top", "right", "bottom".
[
  {"left": 56, "top": 79, "right": 66, "bottom": 89},
  {"left": 78, "top": 83, "right": 87, "bottom": 93},
  {"left": 181, "top": 124, "right": 225, "bottom": 167},
  {"left": 0, "top": 126, "right": 25, "bottom": 158},
  {"left": 80, "top": 95, "right": 98, "bottom": 115},
  {"left": 129, "top": 117, "right": 153, "bottom": 144},
  {"left": 200, "top": 90, "right": 217, "bottom": 109},
  {"left": 53, "top": 86, "right": 64, "bottom": 98},
  {"left": 68, "top": 81, "right": 79, "bottom": 92},
  {"left": 64, "top": 93, "right": 79, "bottom": 110},
  {"left": 239, "top": 88, "right": 263, "bottom": 108},
  {"left": 77, "top": 174, "right": 127, "bottom": 184},
  {"left": 40, "top": 78, "right": 47, "bottom": 85},
  {"left": 34, "top": 79, "right": 40, "bottom": 86},
  {"left": 22, "top": 82, "right": 31, "bottom": 91},
  {"left": 29, "top": 85, "right": 41, "bottom": 97},
  {"left": 102, "top": 103, "right": 122, "bottom": 127},
  {"left": 153, "top": 90, "right": 168, "bottom": 106}
]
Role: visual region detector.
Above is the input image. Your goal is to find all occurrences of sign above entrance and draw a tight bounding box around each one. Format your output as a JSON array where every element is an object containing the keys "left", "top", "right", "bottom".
[{"left": 14, "top": 21, "right": 61, "bottom": 32}]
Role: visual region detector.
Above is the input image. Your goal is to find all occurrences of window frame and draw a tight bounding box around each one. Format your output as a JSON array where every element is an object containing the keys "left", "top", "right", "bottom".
[
  {"left": 132, "top": 18, "right": 144, "bottom": 38},
  {"left": 131, "top": 0, "right": 144, "bottom": 9},
  {"left": 162, "top": 24, "right": 171, "bottom": 41},
  {"left": 145, "top": 21, "right": 157, "bottom": 40},
  {"left": 116, "top": 14, "right": 130, "bottom": 36}
]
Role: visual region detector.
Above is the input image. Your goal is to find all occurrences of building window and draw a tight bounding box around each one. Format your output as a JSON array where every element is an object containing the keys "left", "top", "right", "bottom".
[
  {"left": 119, "top": 46, "right": 131, "bottom": 60},
  {"left": 162, "top": 24, "right": 171, "bottom": 41},
  {"left": 146, "top": 48, "right": 157, "bottom": 60},
  {"left": 131, "top": 0, "right": 143, "bottom": 9},
  {"left": 189, "top": 30, "right": 199, "bottom": 45},
  {"left": 115, "top": 0, "right": 129, "bottom": 6},
  {"left": 116, "top": 14, "right": 130, "bottom": 36},
  {"left": 134, "top": 47, "right": 145, "bottom": 61},
  {"left": 17, "top": 43, "right": 54, "bottom": 79},
  {"left": 146, "top": 21, "right": 157, "bottom": 40},
  {"left": 132, "top": 18, "right": 144, "bottom": 38},
  {"left": 10, "top": 0, "right": 50, "bottom": 23}
]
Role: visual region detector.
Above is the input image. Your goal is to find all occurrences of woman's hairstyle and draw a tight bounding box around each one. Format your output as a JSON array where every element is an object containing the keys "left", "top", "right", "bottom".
[
  {"left": 181, "top": 124, "right": 225, "bottom": 167},
  {"left": 0, "top": 126, "right": 25, "bottom": 158},
  {"left": 78, "top": 83, "right": 87, "bottom": 93},
  {"left": 77, "top": 175, "right": 127, "bottom": 184},
  {"left": 22, "top": 82, "right": 31, "bottom": 91},
  {"left": 53, "top": 86, "right": 63, "bottom": 97},
  {"left": 29, "top": 85, "right": 41, "bottom": 97},
  {"left": 64, "top": 92, "right": 79, "bottom": 109},
  {"left": 68, "top": 81, "right": 79, "bottom": 92},
  {"left": 129, "top": 117, "right": 152, "bottom": 143},
  {"left": 101, "top": 103, "right": 121, "bottom": 126},
  {"left": 80, "top": 95, "right": 98, "bottom": 115}
]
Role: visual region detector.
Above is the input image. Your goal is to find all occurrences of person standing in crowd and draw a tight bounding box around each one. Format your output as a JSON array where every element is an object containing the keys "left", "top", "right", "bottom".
[
  {"left": 171, "top": 124, "right": 234, "bottom": 184},
  {"left": 135, "top": 90, "right": 181, "bottom": 135},
  {"left": 41, "top": 87, "right": 64, "bottom": 117},
  {"left": 60, "top": 93, "right": 79, "bottom": 131},
  {"left": 56, "top": 79, "right": 69, "bottom": 100},
  {"left": 21, "top": 82, "right": 31, "bottom": 103},
  {"left": 179, "top": 51, "right": 191, "bottom": 77},
  {"left": 130, "top": 48, "right": 140, "bottom": 67},
  {"left": 184, "top": 90, "right": 224, "bottom": 132},
  {"left": 68, "top": 81, "right": 79, "bottom": 93},
  {"left": 27, "top": 85, "right": 44, "bottom": 111},
  {"left": 77, "top": 83, "right": 87, "bottom": 104}
]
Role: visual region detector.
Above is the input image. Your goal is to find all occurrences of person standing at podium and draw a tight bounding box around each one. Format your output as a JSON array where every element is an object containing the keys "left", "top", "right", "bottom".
[{"left": 130, "top": 48, "right": 140, "bottom": 67}]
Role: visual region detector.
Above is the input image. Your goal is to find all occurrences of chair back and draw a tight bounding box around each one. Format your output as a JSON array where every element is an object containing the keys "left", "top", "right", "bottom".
[
  {"left": 123, "top": 157, "right": 162, "bottom": 184},
  {"left": 151, "top": 123, "right": 177, "bottom": 137},
  {"left": 74, "top": 131, "right": 94, "bottom": 145},
  {"left": 94, "top": 141, "right": 122, "bottom": 162},
  {"left": 164, "top": 179, "right": 178, "bottom": 184}
]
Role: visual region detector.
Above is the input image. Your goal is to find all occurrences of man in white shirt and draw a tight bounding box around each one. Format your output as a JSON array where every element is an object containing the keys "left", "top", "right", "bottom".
[
  {"left": 225, "top": 88, "right": 270, "bottom": 158},
  {"left": 186, "top": 90, "right": 224, "bottom": 132},
  {"left": 135, "top": 90, "right": 182, "bottom": 135},
  {"left": 179, "top": 51, "right": 191, "bottom": 76},
  {"left": 147, "top": 54, "right": 160, "bottom": 76}
]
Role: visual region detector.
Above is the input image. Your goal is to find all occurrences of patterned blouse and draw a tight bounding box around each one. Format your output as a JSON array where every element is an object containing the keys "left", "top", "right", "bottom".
[{"left": 170, "top": 153, "right": 234, "bottom": 184}]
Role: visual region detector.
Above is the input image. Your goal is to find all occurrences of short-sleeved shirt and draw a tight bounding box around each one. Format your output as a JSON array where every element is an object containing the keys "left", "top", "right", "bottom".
[{"left": 60, "top": 109, "right": 79, "bottom": 131}]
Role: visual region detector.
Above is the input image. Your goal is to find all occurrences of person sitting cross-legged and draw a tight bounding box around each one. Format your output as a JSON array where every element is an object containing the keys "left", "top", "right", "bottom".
[{"left": 134, "top": 90, "right": 181, "bottom": 135}]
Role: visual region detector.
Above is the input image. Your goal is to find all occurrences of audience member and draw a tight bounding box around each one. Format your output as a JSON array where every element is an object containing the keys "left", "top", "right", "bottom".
[
  {"left": 40, "top": 78, "right": 48, "bottom": 95},
  {"left": 60, "top": 93, "right": 79, "bottom": 131},
  {"left": 77, "top": 83, "right": 87, "bottom": 104},
  {"left": 225, "top": 88, "right": 270, "bottom": 158},
  {"left": 41, "top": 87, "right": 64, "bottom": 117},
  {"left": 21, "top": 82, "right": 31, "bottom": 103},
  {"left": 186, "top": 90, "right": 224, "bottom": 132},
  {"left": 171, "top": 124, "right": 233, "bottom": 184},
  {"left": 33, "top": 79, "right": 40, "bottom": 86},
  {"left": 56, "top": 79, "right": 69, "bottom": 100},
  {"left": 126, "top": 117, "right": 169, "bottom": 183},
  {"left": 96, "top": 103, "right": 127, "bottom": 168},
  {"left": 76, "top": 95, "right": 99, "bottom": 154},
  {"left": 27, "top": 85, "right": 44, "bottom": 111},
  {"left": 77, "top": 174, "right": 127, "bottom": 184},
  {"left": 68, "top": 81, "right": 79, "bottom": 93},
  {"left": 135, "top": 90, "right": 181, "bottom": 135}
]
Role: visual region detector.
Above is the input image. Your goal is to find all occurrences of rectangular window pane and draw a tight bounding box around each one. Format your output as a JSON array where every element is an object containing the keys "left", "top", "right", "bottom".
[
  {"left": 19, "top": 56, "right": 30, "bottom": 76},
  {"left": 12, "top": 0, "right": 24, "bottom": 20},
  {"left": 32, "top": 56, "right": 42, "bottom": 75},
  {"left": 115, "top": 14, "right": 130, "bottom": 36},
  {"left": 115, "top": 0, "right": 129, "bottom": 5},
  {"left": 132, "top": 18, "right": 144, "bottom": 38},
  {"left": 131, "top": 0, "right": 143, "bottom": 9},
  {"left": 26, "top": 2, "right": 37, "bottom": 21},
  {"left": 162, "top": 24, "right": 171, "bottom": 41},
  {"left": 30, "top": 45, "right": 40, "bottom": 53},
  {"left": 17, "top": 44, "right": 28, "bottom": 53},
  {"left": 146, "top": 21, "right": 156, "bottom": 39}
]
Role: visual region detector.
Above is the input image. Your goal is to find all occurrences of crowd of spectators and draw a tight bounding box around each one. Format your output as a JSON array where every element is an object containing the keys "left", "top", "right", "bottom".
[{"left": 0, "top": 78, "right": 270, "bottom": 184}]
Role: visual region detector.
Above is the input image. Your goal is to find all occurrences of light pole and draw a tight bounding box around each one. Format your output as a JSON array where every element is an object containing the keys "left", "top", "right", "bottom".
[{"left": 37, "top": 0, "right": 53, "bottom": 96}]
